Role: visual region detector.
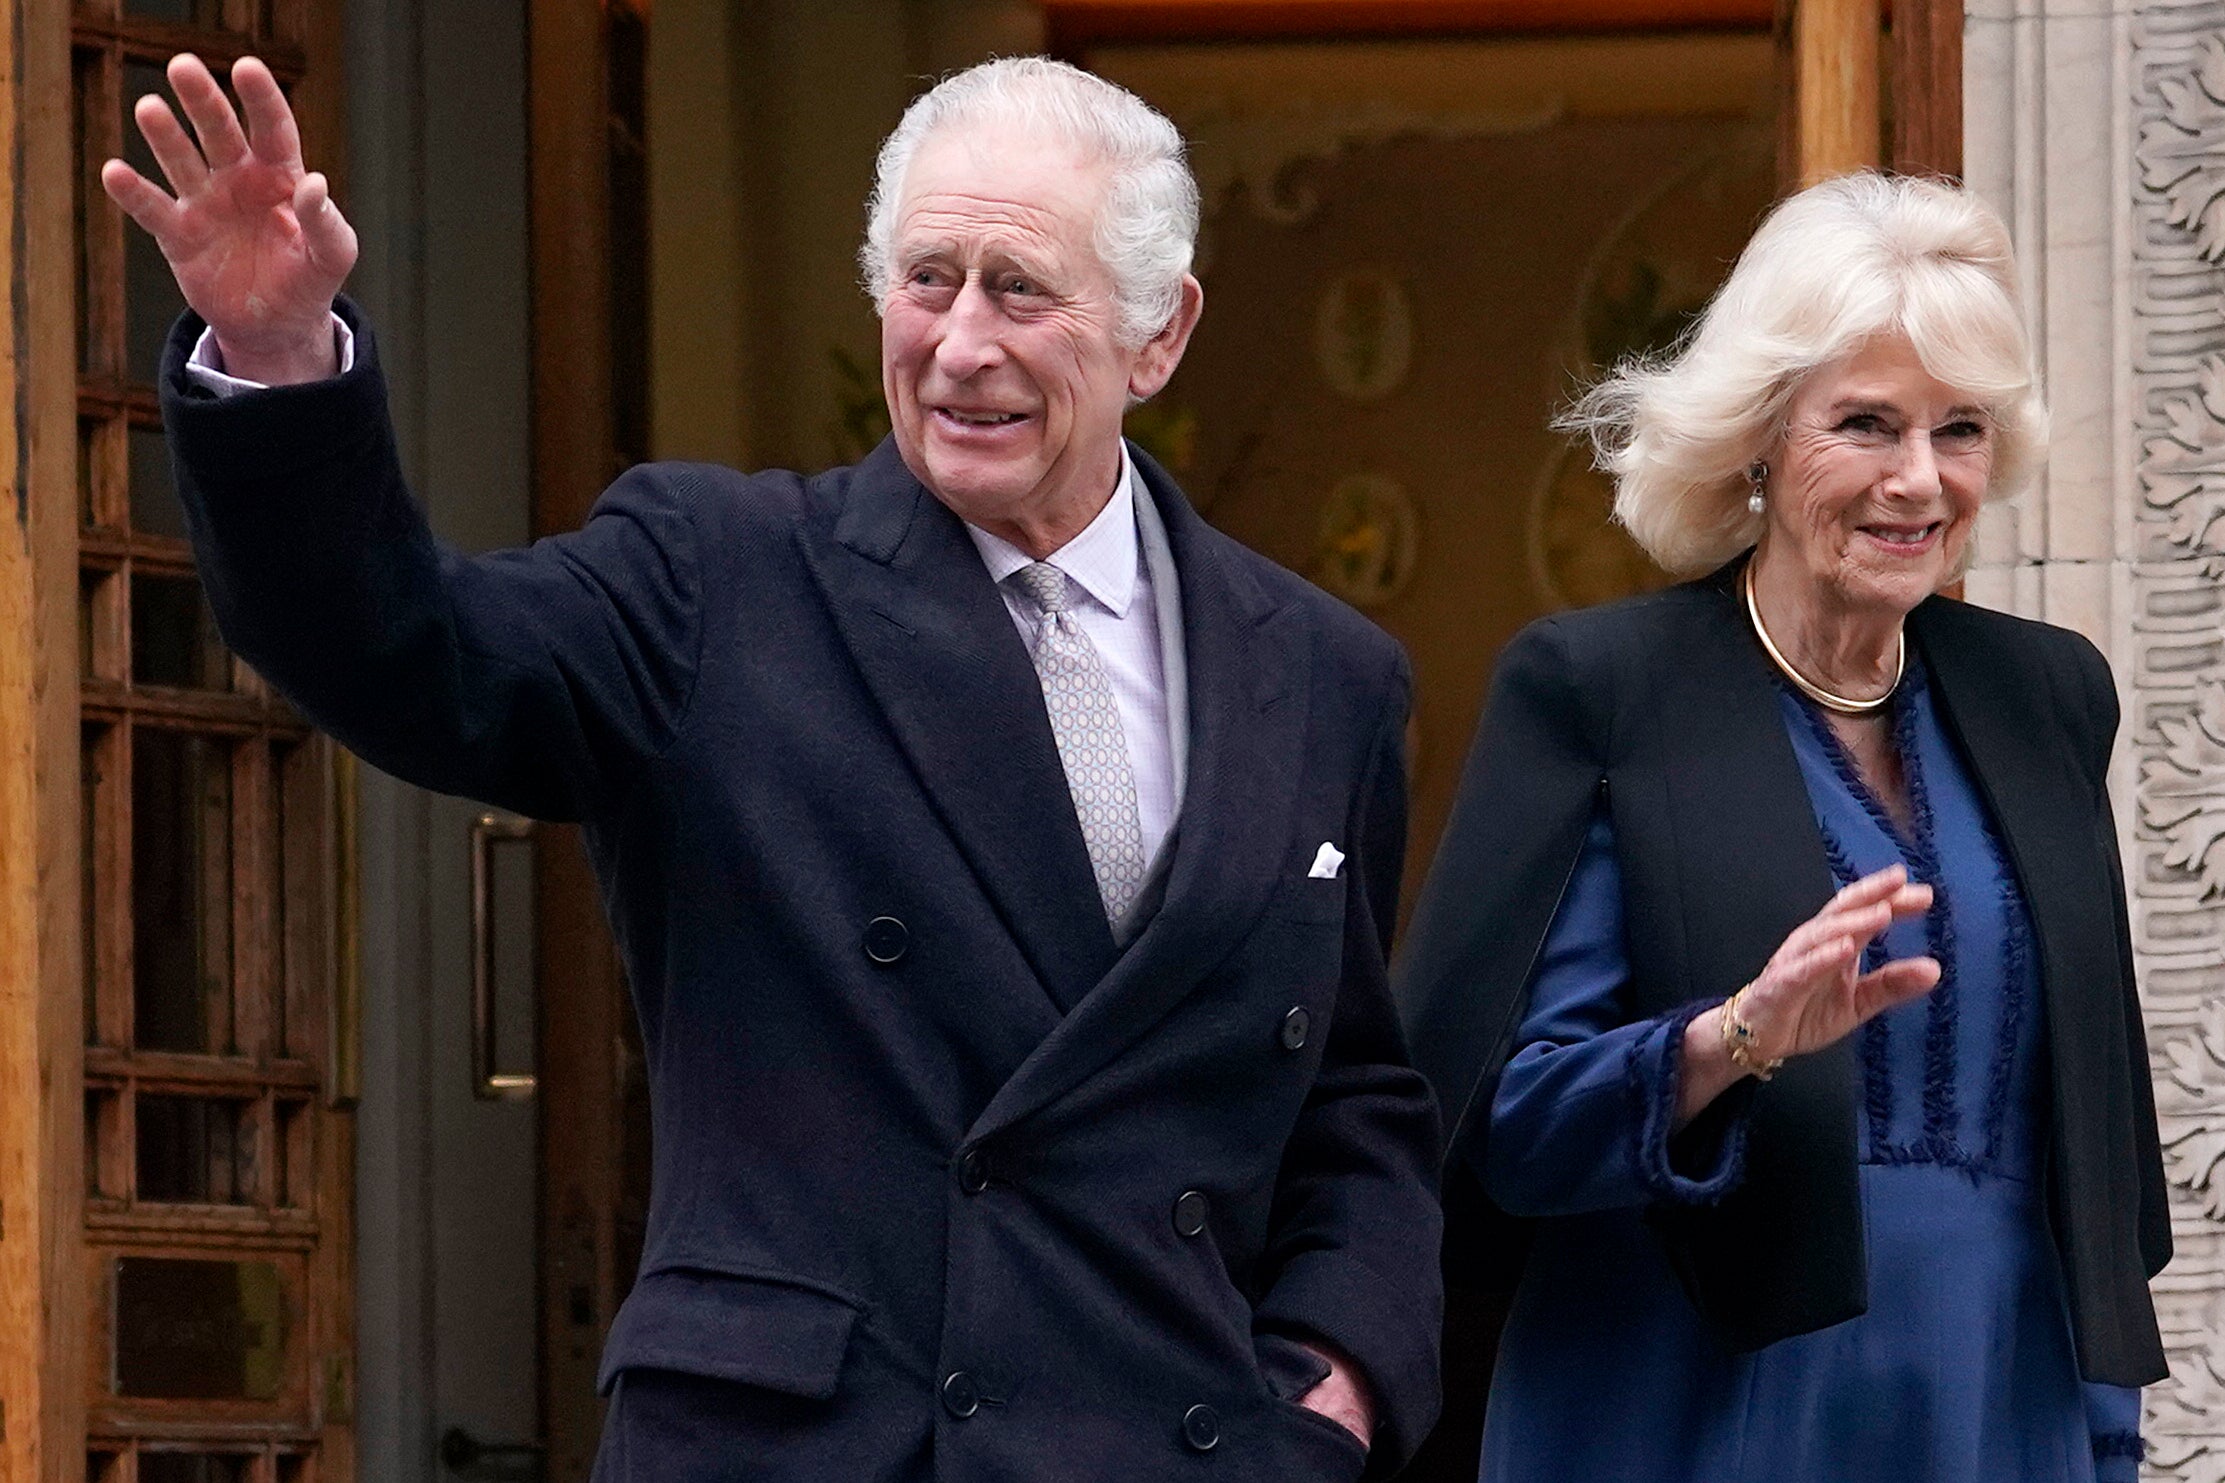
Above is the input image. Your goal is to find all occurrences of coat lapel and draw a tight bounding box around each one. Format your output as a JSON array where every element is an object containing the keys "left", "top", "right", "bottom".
[
  {"left": 800, "top": 439, "right": 1118, "bottom": 1009},
  {"left": 968, "top": 454, "right": 1311, "bottom": 1142},
  {"left": 1909, "top": 598, "right": 2097, "bottom": 1078}
]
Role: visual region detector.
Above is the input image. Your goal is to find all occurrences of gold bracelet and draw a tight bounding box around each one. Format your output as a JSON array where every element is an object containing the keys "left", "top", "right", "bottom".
[{"left": 1719, "top": 984, "right": 1784, "bottom": 1082}]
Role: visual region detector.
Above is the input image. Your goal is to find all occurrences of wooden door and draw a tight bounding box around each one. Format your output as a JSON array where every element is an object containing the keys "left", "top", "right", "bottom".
[
  {"left": 529, "top": 2, "right": 652, "bottom": 1479},
  {"left": 1780, "top": 0, "right": 1964, "bottom": 185},
  {"left": 0, "top": 0, "right": 357, "bottom": 1479}
]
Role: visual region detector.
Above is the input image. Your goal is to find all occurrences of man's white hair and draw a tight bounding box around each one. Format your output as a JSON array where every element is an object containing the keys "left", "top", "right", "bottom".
[
  {"left": 860, "top": 57, "right": 1200, "bottom": 348},
  {"left": 1560, "top": 171, "right": 2049, "bottom": 577}
]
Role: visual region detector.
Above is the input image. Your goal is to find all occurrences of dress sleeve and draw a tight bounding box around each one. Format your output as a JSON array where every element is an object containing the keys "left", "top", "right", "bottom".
[
  {"left": 1478, "top": 805, "right": 1752, "bottom": 1217},
  {"left": 2084, "top": 1381, "right": 2143, "bottom": 1483}
]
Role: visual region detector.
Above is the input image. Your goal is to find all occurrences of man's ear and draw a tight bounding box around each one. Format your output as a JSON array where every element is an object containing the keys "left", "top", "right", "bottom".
[{"left": 1129, "top": 274, "right": 1204, "bottom": 401}]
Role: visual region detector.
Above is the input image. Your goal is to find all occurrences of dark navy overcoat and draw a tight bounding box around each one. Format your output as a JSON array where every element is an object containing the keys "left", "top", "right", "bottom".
[{"left": 161, "top": 307, "right": 1444, "bottom": 1482}]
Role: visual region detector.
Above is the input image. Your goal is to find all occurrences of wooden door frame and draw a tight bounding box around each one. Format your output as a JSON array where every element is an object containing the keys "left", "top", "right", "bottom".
[
  {"left": 1, "top": 0, "right": 91, "bottom": 1477},
  {"left": 0, "top": 0, "right": 354, "bottom": 1475},
  {"left": 529, "top": 3, "right": 645, "bottom": 1479},
  {"left": 1780, "top": 0, "right": 1963, "bottom": 186}
]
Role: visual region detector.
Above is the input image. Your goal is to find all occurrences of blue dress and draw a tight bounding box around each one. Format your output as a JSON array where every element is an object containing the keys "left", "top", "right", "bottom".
[{"left": 1476, "top": 664, "right": 2143, "bottom": 1483}]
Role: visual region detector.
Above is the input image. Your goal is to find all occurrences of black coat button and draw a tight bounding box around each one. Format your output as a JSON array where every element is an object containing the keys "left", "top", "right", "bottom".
[
  {"left": 1172, "top": 1190, "right": 1210, "bottom": 1237},
  {"left": 1280, "top": 1006, "right": 1311, "bottom": 1050},
  {"left": 942, "top": 1371, "right": 981, "bottom": 1418},
  {"left": 1182, "top": 1403, "right": 1220, "bottom": 1451},
  {"left": 958, "top": 1149, "right": 990, "bottom": 1194},
  {"left": 863, "top": 916, "right": 908, "bottom": 965}
]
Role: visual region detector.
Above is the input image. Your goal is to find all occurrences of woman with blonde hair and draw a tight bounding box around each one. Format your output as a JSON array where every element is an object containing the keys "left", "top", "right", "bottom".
[{"left": 1400, "top": 173, "right": 2167, "bottom": 1482}]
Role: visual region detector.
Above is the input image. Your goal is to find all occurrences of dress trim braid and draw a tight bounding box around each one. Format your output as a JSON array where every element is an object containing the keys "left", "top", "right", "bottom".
[
  {"left": 1627, "top": 997, "right": 1750, "bottom": 1206},
  {"left": 1980, "top": 838, "right": 2035, "bottom": 1170},
  {"left": 2091, "top": 1431, "right": 2145, "bottom": 1462},
  {"left": 1888, "top": 670, "right": 1965, "bottom": 1162},
  {"left": 1790, "top": 668, "right": 1981, "bottom": 1173},
  {"left": 1820, "top": 821, "right": 1898, "bottom": 1152}
]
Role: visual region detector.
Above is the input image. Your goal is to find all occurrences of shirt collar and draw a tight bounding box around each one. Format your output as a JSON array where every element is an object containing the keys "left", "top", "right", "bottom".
[{"left": 965, "top": 443, "right": 1141, "bottom": 619}]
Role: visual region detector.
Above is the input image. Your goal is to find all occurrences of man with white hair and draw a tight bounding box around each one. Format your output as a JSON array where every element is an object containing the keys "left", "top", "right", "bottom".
[{"left": 106, "top": 52, "right": 1443, "bottom": 1480}]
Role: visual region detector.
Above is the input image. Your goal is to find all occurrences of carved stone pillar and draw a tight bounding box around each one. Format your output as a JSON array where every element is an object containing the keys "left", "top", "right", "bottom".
[{"left": 1967, "top": 4, "right": 2225, "bottom": 1476}]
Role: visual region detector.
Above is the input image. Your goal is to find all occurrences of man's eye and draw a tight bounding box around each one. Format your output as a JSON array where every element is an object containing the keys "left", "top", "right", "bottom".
[{"left": 1004, "top": 277, "right": 1035, "bottom": 296}]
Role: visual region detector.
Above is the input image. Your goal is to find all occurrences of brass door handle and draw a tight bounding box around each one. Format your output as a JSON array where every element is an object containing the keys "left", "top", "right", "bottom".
[{"left": 471, "top": 811, "right": 538, "bottom": 1100}]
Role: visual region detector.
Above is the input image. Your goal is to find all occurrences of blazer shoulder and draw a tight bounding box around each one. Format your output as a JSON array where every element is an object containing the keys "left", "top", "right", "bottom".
[
  {"left": 1918, "top": 595, "right": 2118, "bottom": 750},
  {"left": 630, "top": 459, "right": 814, "bottom": 535},
  {"left": 1491, "top": 575, "right": 1735, "bottom": 709}
]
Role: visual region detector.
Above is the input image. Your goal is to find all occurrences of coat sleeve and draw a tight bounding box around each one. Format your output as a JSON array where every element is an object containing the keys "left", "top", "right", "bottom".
[
  {"left": 1394, "top": 617, "right": 1607, "bottom": 1160},
  {"left": 1250, "top": 652, "right": 1446, "bottom": 1475},
  {"left": 2071, "top": 634, "right": 2172, "bottom": 1282},
  {"left": 2084, "top": 1381, "right": 2144, "bottom": 1483},
  {"left": 160, "top": 304, "right": 705, "bottom": 823},
  {"left": 1482, "top": 806, "right": 1750, "bottom": 1217}
]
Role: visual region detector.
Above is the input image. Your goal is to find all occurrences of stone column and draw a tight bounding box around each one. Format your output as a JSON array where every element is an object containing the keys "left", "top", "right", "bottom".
[{"left": 1967, "top": 3, "right": 2225, "bottom": 1476}]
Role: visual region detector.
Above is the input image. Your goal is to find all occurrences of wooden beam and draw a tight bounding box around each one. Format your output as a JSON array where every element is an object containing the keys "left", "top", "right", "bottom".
[
  {"left": 1, "top": 0, "right": 89, "bottom": 1475},
  {"left": 528, "top": 4, "right": 630, "bottom": 1480},
  {"left": 1780, "top": 0, "right": 1883, "bottom": 188},
  {"left": 1050, "top": 0, "right": 1773, "bottom": 49},
  {"left": 1890, "top": 0, "right": 1961, "bottom": 179}
]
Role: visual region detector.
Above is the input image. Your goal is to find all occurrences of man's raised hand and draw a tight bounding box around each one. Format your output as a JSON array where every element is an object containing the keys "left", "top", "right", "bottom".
[{"left": 99, "top": 53, "right": 356, "bottom": 386}]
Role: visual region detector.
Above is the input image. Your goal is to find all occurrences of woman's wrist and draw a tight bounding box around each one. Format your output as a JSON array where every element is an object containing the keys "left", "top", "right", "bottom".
[
  {"left": 1719, "top": 983, "right": 1785, "bottom": 1081},
  {"left": 1676, "top": 1007, "right": 1748, "bottom": 1128}
]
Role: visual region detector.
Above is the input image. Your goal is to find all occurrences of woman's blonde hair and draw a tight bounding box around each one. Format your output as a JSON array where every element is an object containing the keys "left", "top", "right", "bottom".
[{"left": 1559, "top": 172, "right": 2048, "bottom": 577}]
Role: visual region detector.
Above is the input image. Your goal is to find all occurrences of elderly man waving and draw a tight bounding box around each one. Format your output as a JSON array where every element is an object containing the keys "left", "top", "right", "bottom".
[{"left": 105, "top": 53, "right": 1442, "bottom": 1482}]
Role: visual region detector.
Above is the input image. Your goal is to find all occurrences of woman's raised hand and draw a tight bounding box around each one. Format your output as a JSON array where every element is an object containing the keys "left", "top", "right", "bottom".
[
  {"left": 98, "top": 54, "right": 356, "bottom": 386},
  {"left": 1677, "top": 865, "right": 1938, "bottom": 1126},
  {"left": 1740, "top": 865, "right": 1939, "bottom": 1061}
]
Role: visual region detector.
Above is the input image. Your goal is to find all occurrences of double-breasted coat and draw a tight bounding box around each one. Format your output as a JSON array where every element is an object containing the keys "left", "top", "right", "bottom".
[{"left": 160, "top": 305, "right": 1445, "bottom": 1482}]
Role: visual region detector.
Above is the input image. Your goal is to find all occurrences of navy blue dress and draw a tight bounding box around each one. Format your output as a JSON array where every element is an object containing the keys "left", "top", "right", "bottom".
[{"left": 1475, "top": 664, "right": 2143, "bottom": 1483}]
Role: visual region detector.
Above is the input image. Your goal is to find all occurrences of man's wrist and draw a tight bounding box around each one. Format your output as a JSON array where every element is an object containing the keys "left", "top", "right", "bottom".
[
  {"left": 211, "top": 324, "right": 341, "bottom": 386},
  {"left": 189, "top": 313, "right": 355, "bottom": 397}
]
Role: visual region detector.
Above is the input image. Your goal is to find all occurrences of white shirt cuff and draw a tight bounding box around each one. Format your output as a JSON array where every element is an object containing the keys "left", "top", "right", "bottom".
[{"left": 183, "top": 313, "right": 356, "bottom": 396}]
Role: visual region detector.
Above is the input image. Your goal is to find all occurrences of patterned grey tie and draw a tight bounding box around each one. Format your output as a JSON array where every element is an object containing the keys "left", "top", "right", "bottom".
[{"left": 1008, "top": 561, "right": 1148, "bottom": 924}]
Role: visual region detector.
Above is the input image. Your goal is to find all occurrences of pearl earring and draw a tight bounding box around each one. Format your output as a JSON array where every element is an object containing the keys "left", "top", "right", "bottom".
[{"left": 1746, "top": 461, "right": 1768, "bottom": 517}]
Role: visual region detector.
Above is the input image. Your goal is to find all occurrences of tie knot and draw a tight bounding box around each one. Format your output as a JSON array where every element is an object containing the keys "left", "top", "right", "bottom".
[{"left": 1010, "top": 562, "right": 1072, "bottom": 616}]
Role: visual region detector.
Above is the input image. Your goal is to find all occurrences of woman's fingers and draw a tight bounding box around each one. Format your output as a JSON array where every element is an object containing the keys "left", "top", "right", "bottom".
[
  {"left": 168, "top": 53, "right": 251, "bottom": 172},
  {"left": 1834, "top": 864, "right": 1909, "bottom": 907},
  {"left": 98, "top": 160, "right": 179, "bottom": 237},
  {"left": 132, "top": 94, "right": 208, "bottom": 197},
  {"left": 1853, "top": 955, "right": 1942, "bottom": 1019},
  {"left": 234, "top": 57, "right": 303, "bottom": 172},
  {"left": 1809, "top": 878, "right": 1930, "bottom": 945}
]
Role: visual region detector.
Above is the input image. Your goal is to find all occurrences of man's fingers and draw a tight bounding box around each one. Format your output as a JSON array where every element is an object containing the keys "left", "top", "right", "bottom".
[
  {"left": 100, "top": 159, "right": 180, "bottom": 237},
  {"left": 234, "top": 56, "right": 303, "bottom": 172},
  {"left": 294, "top": 173, "right": 357, "bottom": 278},
  {"left": 132, "top": 94, "right": 209, "bottom": 197},
  {"left": 168, "top": 53, "right": 251, "bottom": 171}
]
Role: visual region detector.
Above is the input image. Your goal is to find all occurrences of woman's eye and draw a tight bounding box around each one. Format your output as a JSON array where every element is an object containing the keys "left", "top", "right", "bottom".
[
  {"left": 1839, "top": 414, "right": 1888, "bottom": 436},
  {"left": 1939, "top": 420, "right": 1987, "bottom": 442}
]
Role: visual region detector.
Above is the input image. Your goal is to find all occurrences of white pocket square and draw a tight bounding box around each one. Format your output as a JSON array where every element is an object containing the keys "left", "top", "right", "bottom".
[{"left": 1308, "top": 842, "right": 1345, "bottom": 880}]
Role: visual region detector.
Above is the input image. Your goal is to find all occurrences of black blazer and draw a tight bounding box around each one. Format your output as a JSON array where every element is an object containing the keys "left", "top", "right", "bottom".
[
  {"left": 1395, "top": 562, "right": 2168, "bottom": 1470},
  {"left": 161, "top": 306, "right": 1444, "bottom": 1482}
]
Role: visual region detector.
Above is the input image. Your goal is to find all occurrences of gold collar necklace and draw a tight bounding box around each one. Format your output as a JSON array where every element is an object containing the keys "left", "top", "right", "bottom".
[{"left": 1741, "top": 562, "right": 1903, "bottom": 716}]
